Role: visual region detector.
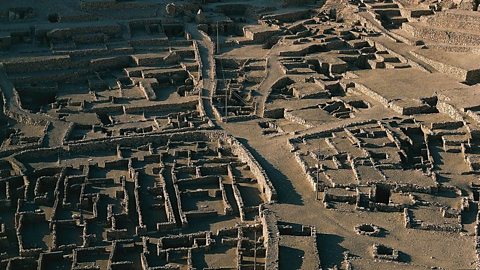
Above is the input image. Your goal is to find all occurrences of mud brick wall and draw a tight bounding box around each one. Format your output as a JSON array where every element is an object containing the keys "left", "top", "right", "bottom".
[
  {"left": 90, "top": 55, "right": 131, "bottom": 71},
  {"left": 64, "top": 130, "right": 205, "bottom": 153},
  {"left": 219, "top": 176, "right": 233, "bottom": 215},
  {"left": 199, "top": 30, "right": 216, "bottom": 91},
  {"left": 294, "top": 152, "right": 319, "bottom": 191},
  {"left": 129, "top": 38, "right": 170, "bottom": 47},
  {"left": 171, "top": 167, "right": 188, "bottom": 228},
  {"left": 403, "top": 23, "right": 480, "bottom": 46},
  {"left": 47, "top": 24, "right": 122, "bottom": 40},
  {"left": 62, "top": 122, "right": 76, "bottom": 145},
  {"left": 475, "top": 209, "right": 480, "bottom": 270},
  {"left": 354, "top": 83, "right": 389, "bottom": 107},
  {"left": 123, "top": 99, "right": 198, "bottom": 113},
  {"left": 262, "top": 9, "right": 310, "bottom": 23},
  {"left": 191, "top": 39, "right": 202, "bottom": 84},
  {"left": 3, "top": 55, "right": 72, "bottom": 74},
  {"left": 284, "top": 110, "right": 313, "bottom": 128},
  {"left": 411, "top": 50, "right": 480, "bottom": 84},
  {"left": 260, "top": 208, "right": 279, "bottom": 270},
  {"left": 11, "top": 69, "right": 91, "bottom": 85},
  {"left": 227, "top": 136, "right": 277, "bottom": 202},
  {"left": 263, "top": 107, "right": 285, "bottom": 119},
  {"left": 437, "top": 101, "right": 465, "bottom": 122},
  {"left": 138, "top": 79, "right": 158, "bottom": 101},
  {"left": 418, "top": 222, "right": 462, "bottom": 232},
  {"left": 323, "top": 192, "right": 357, "bottom": 204},
  {"left": 80, "top": 0, "right": 160, "bottom": 10},
  {"left": 232, "top": 183, "right": 246, "bottom": 221}
]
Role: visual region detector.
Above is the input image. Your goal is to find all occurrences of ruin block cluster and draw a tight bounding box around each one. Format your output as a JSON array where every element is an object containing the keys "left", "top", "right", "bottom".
[{"left": 1, "top": 0, "right": 480, "bottom": 269}]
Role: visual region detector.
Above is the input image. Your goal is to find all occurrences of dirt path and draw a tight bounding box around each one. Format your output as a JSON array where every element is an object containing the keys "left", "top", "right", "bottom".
[{"left": 185, "top": 23, "right": 219, "bottom": 127}]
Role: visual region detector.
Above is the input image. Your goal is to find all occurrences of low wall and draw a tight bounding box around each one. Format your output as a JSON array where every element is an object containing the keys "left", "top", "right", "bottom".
[
  {"left": 260, "top": 208, "right": 279, "bottom": 270},
  {"left": 227, "top": 136, "right": 277, "bottom": 202}
]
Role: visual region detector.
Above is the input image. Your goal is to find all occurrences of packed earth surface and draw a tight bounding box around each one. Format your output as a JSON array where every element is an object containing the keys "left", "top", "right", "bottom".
[{"left": 1, "top": 0, "right": 480, "bottom": 269}]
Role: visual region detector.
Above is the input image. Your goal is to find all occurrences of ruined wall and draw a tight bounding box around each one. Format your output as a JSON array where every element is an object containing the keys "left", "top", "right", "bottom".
[
  {"left": 227, "top": 136, "right": 277, "bottom": 202},
  {"left": 260, "top": 208, "right": 279, "bottom": 270}
]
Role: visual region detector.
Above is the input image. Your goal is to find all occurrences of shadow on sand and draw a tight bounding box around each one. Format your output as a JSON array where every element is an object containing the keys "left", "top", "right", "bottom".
[
  {"left": 279, "top": 246, "right": 305, "bottom": 269},
  {"left": 317, "top": 233, "right": 346, "bottom": 268}
]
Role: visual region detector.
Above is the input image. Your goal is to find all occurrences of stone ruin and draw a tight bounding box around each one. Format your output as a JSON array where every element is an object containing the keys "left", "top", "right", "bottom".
[
  {"left": 0, "top": 130, "right": 284, "bottom": 269},
  {"left": 0, "top": 0, "right": 480, "bottom": 269}
]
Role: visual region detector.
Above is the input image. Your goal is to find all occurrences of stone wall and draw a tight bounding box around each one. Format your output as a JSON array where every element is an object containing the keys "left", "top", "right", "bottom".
[
  {"left": 411, "top": 50, "right": 480, "bottom": 84},
  {"left": 403, "top": 22, "right": 480, "bottom": 46},
  {"left": 260, "top": 208, "right": 279, "bottom": 270},
  {"left": 227, "top": 136, "right": 277, "bottom": 202},
  {"left": 80, "top": 0, "right": 161, "bottom": 10},
  {"left": 3, "top": 55, "right": 72, "bottom": 74}
]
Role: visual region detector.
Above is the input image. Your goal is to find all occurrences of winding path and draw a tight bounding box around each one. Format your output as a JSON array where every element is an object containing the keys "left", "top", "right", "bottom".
[{"left": 185, "top": 23, "right": 219, "bottom": 127}]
